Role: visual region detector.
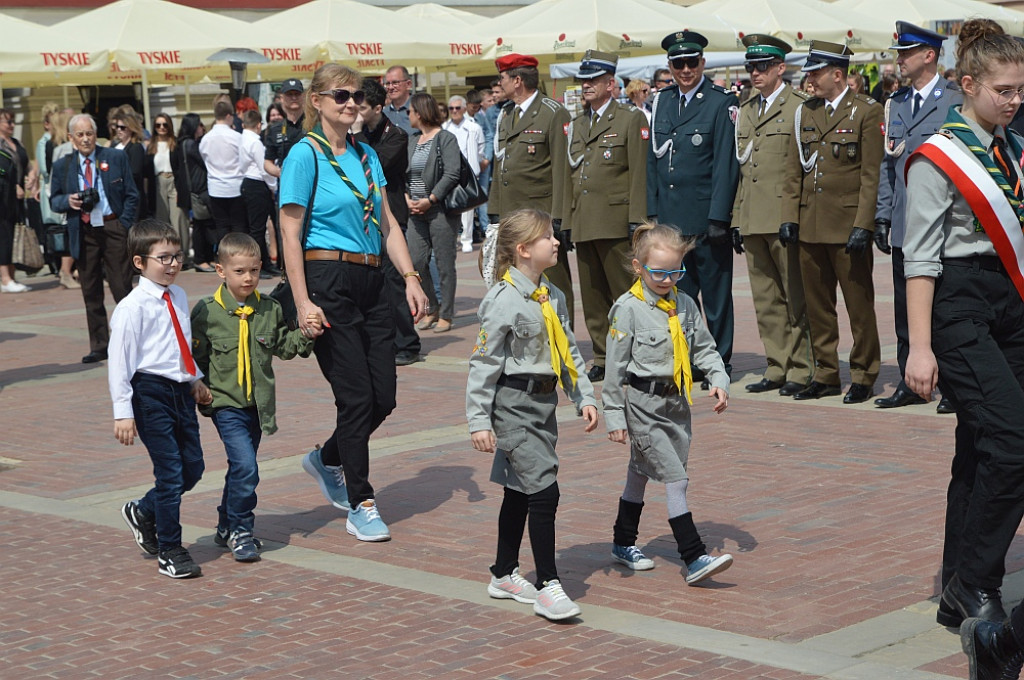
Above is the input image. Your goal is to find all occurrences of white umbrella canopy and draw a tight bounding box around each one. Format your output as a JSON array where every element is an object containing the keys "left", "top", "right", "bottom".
[
  {"left": 475, "top": 0, "right": 737, "bottom": 66},
  {"left": 685, "top": 0, "right": 895, "bottom": 52},
  {"left": 0, "top": 14, "right": 114, "bottom": 86},
  {"left": 255, "top": 0, "right": 486, "bottom": 74},
  {"left": 394, "top": 2, "right": 478, "bottom": 25},
  {"left": 833, "top": 0, "right": 1024, "bottom": 35}
]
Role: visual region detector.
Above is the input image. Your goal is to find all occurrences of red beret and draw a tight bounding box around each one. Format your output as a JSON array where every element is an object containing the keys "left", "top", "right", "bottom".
[{"left": 495, "top": 53, "right": 539, "bottom": 72}]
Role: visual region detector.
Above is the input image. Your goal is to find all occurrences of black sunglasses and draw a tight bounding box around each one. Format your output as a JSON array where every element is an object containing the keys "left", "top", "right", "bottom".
[
  {"left": 744, "top": 61, "right": 779, "bottom": 73},
  {"left": 114, "top": 124, "right": 128, "bottom": 130},
  {"left": 670, "top": 56, "right": 701, "bottom": 70},
  {"left": 318, "top": 89, "right": 366, "bottom": 106}
]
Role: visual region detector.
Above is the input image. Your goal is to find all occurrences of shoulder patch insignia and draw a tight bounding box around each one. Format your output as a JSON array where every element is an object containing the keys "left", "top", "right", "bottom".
[
  {"left": 563, "top": 122, "right": 570, "bottom": 136},
  {"left": 729, "top": 105, "right": 739, "bottom": 124},
  {"left": 641, "top": 127, "right": 650, "bottom": 140},
  {"left": 541, "top": 98, "right": 562, "bottom": 112}
]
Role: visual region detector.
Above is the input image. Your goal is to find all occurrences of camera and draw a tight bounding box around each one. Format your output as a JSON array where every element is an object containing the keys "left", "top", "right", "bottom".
[{"left": 79, "top": 187, "right": 100, "bottom": 212}]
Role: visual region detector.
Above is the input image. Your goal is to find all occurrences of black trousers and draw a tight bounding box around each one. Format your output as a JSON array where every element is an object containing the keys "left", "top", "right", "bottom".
[
  {"left": 382, "top": 242, "right": 420, "bottom": 355},
  {"left": 934, "top": 259, "right": 1024, "bottom": 590},
  {"left": 208, "top": 195, "right": 248, "bottom": 244},
  {"left": 79, "top": 219, "right": 133, "bottom": 353},
  {"left": 240, "top": 178, "right": 274, "bottom": 269},
  {"left": 679, "top": 234, "right": 734, "bottom": 374},
  {"left": 491, "top": 481, "right": 560, "bottom": 589},
  {"left": 307, "top": 260, "right": 396, "bottom": 507},
  {"left": 892, "top": 247, "right": 911, "bottom": 392},
  {"left": 191, "top": 217, "right": 219, "bottom": 264}
]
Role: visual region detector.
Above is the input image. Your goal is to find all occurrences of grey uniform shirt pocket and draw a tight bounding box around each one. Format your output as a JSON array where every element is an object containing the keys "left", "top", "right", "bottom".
[
  {"left": 633, "top": 327, "right": 671, "bottom": 368},
  {"left": 511, "top": 319, "right": 544, "bottom": 361}
]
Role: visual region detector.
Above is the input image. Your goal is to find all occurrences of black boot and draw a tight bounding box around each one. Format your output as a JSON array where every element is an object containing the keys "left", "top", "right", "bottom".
[
  {"left": 668, "top": 512, "right": 706, "bottom": 565},
  {"left": 612, "top": 499, "right": 644, "bottom": 547},
  {"left": 961, "top": 618, "right": 1024, "bottom": 680}
]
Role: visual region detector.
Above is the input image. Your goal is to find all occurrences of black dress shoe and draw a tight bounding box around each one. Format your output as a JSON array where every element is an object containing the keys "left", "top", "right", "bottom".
[
  {"left": 792, "top": 381, "right": 841, "bottom": 400},
  {"left": 778, "top": 381, "right": 807, "bottom": 397},
  {"left": 874, "top": 387, "right": 927, "bottom": 409},
  {"left": 394, "top": 350, "right": 421, "bottom": 366},
  {"left": 937, "top": 598, "right": 964, "bottom": 628},
  {"left": 843, "top": 383, "right": 874, "bottom": 404},
  {"left": 943, "top": 574, "right": 1008, "bottom": 624},
  {"left": 587, "top": 365, "right": 605, "bottom": 383},
  {"left": 961, "top": 618, "right": 1024, "bottom": 680},
  {"left": 82, "top": 350, "right": 107, "bottom": 364},
  {"left": 936, "top": 397, "right": 956, "bottom": 414},
  {"left": 745, "top": 378, "right": 784, "bottom": 393}
]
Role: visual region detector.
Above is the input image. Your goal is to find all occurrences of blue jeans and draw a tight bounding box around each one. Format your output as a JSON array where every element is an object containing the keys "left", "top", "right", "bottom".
[
  {"left": 133, "top": 373, "right": 205, "bottom": 551},
  {"left": 476, "top": 164, "right": 492, "bottom": 233},
  {"left": 211, "top": 407, "right": 262, "bottom": 533}
]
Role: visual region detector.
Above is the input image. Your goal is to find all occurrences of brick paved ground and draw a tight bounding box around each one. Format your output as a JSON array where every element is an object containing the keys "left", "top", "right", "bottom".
[{"left": 2, "top": 248, "right": 1018, "bottom": 679}]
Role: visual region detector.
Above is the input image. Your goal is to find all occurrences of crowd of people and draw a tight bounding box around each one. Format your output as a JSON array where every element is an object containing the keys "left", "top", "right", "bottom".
[{"left": 8, "top": 17, "right": 1024, "bottom": 674}]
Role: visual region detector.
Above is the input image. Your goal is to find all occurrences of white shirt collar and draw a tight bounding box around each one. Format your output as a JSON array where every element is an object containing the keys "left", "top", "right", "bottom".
[
  {"left": 681, "top": 76, "right": 706, "bottom": 105},
  {"left": 518, "top": 90, "right": 539, "bottom": 117},
  {"left": 761, "top": 82, "right": 787, "bottom": 111},
  {"left": 137, "top": 274, "right": 170, "bottom": 299},
  {"left": 826, "top": 87, "right": 850, "bottom": 111},
  {"left": 592, "top": 98, "right": 612, "bottom": 118},
  {"left": 913, "top": 73, "right": 941, "bottom": 103}
]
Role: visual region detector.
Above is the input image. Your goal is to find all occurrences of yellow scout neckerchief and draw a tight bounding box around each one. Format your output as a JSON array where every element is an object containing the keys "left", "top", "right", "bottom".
[
  {"left": 502, "top": 269, "right": 577, "bottom": 389},
  {"left": 629, "top": 279, "right": 692, "bottom": 403},
  {"left": 214, "top": 284, "right": 259, "bottom": 401}
]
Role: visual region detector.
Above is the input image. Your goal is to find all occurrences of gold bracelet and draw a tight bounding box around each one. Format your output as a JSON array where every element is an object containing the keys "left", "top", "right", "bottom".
[{"left": 403, "top": 271, "right": 422, "bottom": 282}]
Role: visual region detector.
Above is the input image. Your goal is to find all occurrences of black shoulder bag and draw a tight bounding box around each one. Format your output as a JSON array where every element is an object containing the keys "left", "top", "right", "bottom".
[{"left": 435, "top": 132, "right": 487, "bottom": 216}]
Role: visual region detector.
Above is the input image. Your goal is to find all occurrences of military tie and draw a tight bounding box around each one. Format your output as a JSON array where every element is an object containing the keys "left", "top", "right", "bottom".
[
  {"left": 826, "top": 103, "right": 835, "bottom": 118},
  {"left": 758, "top": 97, "right": 767, "bottom": 119},
  {"left": 913, "top": 93, "right": 923, "bottom": 117},
  {"left": 511, "top": 106, "right": 520, "bottom": 127}
]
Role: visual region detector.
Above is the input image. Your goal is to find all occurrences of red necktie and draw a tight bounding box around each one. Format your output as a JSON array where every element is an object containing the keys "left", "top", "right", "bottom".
[
  {"left": 81, "top": 158, "right": 92, "bottom": 225},
  {"left": 163, "top": 290, "right": 197, "bottom": 376}
]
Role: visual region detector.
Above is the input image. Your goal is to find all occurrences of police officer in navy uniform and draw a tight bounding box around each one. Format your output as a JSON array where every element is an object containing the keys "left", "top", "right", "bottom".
[
  {"left": 874, "top": 21, "right": 960, "bottom": 413},
  {"left": 647, "top": 31, "right": 740, "bottom": 382},
  {"left": 567, "top": 50, "right": 649, "bottom": 382}
]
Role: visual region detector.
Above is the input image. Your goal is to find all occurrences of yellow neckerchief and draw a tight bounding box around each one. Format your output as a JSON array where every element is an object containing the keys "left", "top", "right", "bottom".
[
  {"left": 214, "top": 284, "right": 260, "bottom": 401},
  {"left": 502, "top": 269, "right": 577, "bottom": 389},
  {"left": 629, "top": 278, "right": 692, "bottom": 404}
]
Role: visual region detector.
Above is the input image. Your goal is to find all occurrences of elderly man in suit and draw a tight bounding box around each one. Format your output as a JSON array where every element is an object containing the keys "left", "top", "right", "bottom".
[
  {"left": 489, "top": 52, "right": 574, "bottom": 321},
  {"left": 51, "top": 113, "right": 139, "bottom": 364},
  {"left": 647, "top": 30, "right": 741, "bottom": 383},
  {"left": 566, "top": 50, "right": 649, "bottom": 382},
  {"left": 733, "top": 35, "right": 813, "bottom": 397},
  {"left": 874, "top": 21, "right": 960, "bottom": 414},
  {"left": 780, "top": 41, "right": 884, "bottom": 404}
]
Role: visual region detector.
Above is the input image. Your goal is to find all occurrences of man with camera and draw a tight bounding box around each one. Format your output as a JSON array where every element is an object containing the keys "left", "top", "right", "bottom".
[{"left": 51, "top": 113, "right": 139, "bottom": 364}]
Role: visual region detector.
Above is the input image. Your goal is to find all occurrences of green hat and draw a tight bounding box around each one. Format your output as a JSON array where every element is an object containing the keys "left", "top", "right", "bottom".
[
  {"left": 661, "top": 30, "right": 708, "bottom": 58},
  {"left": 742, "top": 34, "right": 791, "bottom": 63}
]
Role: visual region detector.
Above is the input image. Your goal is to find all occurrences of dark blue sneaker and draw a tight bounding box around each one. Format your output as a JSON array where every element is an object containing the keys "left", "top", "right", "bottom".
[
  {"left": 685, "top": 553, "right": 733, "bottom": 585},
  {"left": 215, "top": 526, "right": 262, "bottom": 551},
  {"left": 302, "top": 447, "right": 349, "bottom": 511},
  {"left": 228, "top": 529, "right": 261, "bottom": 563}
]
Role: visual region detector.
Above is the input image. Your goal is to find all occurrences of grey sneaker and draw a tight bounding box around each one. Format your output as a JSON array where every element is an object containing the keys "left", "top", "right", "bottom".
[
  {"left": 487, "top": 568, "right": 538, "bottom": 603},
  {"left": 612, "top": 544, "right": 655, "bottom": 571},
  {"left": 685, "top": 553, "right": 733, "bottom": 585},
  {"left": 533, "top": 580, "right": 581, "bottom": 621},
  {"left": 302, "top": 447, "right": 349, "bottom": 511}
]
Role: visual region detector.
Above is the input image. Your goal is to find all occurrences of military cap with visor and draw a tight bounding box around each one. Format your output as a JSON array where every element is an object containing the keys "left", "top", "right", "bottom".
[
  {"left": 576, "top": 49, "right": 618, "bottom": 79},
  {"left": 661, "top": 30, "right": 708, "bottom": 58},
  {"left": 890, "top": 21, "right": 947, "bottom": 51},
  {"left": 742, "top": 34, "right": 792, "bottom": 63},
  {"left": 801, "top": 40, "right": 853, "bottom": 72}
]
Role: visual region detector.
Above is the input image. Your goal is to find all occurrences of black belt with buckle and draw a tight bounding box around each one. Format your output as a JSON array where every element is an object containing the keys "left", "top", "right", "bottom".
[
  {"left": 627, "top": 372, "right": 679, "bottom": 397},
  {"left": 497, "top": 374, "right": 558, "bottom": 395},
  {"left": 942, "top": 256, "right": 1006, "bottom": 274}
]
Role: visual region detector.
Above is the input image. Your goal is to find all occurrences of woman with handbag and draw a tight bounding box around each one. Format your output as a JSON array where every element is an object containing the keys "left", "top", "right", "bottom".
[
  {"left": 172, "top": 114, "right": 217, "bottom": 272},
  {"left": 406, "top": 93, "right": 462, "bottom": 332},
  {"left": 280, "top": 63, "right": 427, "bottom": 542},
  {"left": 147, "top": 113, "right": 192, "bottom": 268},
  {"left": 0, "top": 109, "right": 31, "bottom": 293}
]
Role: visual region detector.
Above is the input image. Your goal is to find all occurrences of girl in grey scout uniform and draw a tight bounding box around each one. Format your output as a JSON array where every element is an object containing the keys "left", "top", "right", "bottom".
[
  {"left": 466, "top": 208, "right": 598, "bottom": 621},
  {"left": 602, "top": 223, "right": 733, "bottom": 585}
]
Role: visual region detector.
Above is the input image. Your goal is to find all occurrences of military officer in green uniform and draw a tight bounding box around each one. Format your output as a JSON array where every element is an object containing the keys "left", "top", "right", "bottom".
[
  {"left": 647, "top": 30, "right": 740, "bottom": 382},
  {"left": 733, "top": 35, "right": 813, "bottom": 397},
  {"left": 489, "top": 53, "right": 574, "bottom": 323},
  {"left": 567, "top": 50, "right": 650, "bottom": 382},
  {"left": 781, "top": 41, "right": 884, "bottom": 404}
]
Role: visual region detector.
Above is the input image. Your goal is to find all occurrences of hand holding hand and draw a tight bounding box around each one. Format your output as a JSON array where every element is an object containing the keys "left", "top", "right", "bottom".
[{"left": 190, "top": 380, "right": 213, "bottom": 406}]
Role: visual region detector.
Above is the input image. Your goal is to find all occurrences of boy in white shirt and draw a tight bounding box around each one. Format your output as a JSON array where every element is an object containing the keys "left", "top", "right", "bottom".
[{"left": 111, "top": 219, "right": 213, "bottom": 579}]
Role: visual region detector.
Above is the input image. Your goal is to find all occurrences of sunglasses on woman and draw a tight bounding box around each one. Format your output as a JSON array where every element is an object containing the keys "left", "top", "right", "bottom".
[
  {"left": 114, "top": 124, "right": 127, "bottom": 131},
  {"left": 318, "top": 89, "right": 366, "bottom": 106}
]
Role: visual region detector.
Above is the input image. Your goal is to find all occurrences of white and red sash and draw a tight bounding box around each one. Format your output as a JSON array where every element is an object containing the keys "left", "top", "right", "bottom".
[{"left": 909, "top": 133, "right": 1024, "bottom": 301}]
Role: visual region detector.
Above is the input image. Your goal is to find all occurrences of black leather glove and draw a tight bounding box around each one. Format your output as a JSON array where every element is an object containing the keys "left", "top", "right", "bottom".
[
  {"left": 845, "top": 227, "right": 872, "bottom": 254},
  {"left": 628, "top": 222, "right": 640, "bottom": 238},
  {"left": 779, "top": 222, "right": 799, "bottom": 247},
  {"left": 730, "top": 228, "right": 744, "bottom": 254},
  {"left": 487, "top": 214, "right": 499, "bottom": 225},
  {"left": 873, "top": 219, "right": 892, "bottom": 254},
  {"left": 706, "top": 220, "right": 731, "bottom": 246},
  {"left": 552, "top": 219, "right": 574, "bottom": 252}
]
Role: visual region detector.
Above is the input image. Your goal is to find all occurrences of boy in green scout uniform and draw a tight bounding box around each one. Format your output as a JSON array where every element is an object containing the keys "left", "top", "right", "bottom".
[
  {"left": 780, "top": 40, "right": 884, "bottom": 405},
  {"left": 732, "top": 35, "right": 813, "bottom": 397},
  {"left": 190, "top": 233, "right": 317, "bottom": 562},
  {"left": 646, "top": 30, "right": 740, "bottom": 383},
  {"left": 566, "top": 50, "right": 650, "bottom": 382},
  {"left": 489, "top": 53, "right": 575, "bottom": 325}
]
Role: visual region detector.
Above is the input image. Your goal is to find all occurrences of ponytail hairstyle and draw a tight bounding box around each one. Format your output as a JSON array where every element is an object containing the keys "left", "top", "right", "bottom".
[
  {"left": 304, "top": 63, "right": 362, "bottom": 132},
  {"left": 627, "top": 221, "right": 694, "bottom": 278},
  {"left": 492, "top": 209, "right": 552, "bottom": 282},
  {"left": 956, "top": 19, "right": 1024, "bottom": 85}
]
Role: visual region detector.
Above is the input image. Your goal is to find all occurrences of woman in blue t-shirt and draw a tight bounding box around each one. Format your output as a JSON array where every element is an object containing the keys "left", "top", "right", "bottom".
[{"left": 279, "top": 63, "right": 428, "bottom": 544}]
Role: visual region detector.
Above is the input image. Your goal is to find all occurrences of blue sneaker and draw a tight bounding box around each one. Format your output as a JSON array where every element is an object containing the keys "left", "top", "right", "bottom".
[
  {"left": 302, "top": 447, "right": 349, "bottom": 511},
  {"left": 346, "top": 500, "right": 391, "bottom": 542},
  {"left": 228, "top": 529, "right": 262, "bottom": 563},
  {"left": 685, "top": 553, "right": 733, "bottom": 585},
  {"left": 612, "top": 543, "right": 655, "bottom": 571},
  {"left": 214, "top": 526, "right": 262, "bottom": 551}
]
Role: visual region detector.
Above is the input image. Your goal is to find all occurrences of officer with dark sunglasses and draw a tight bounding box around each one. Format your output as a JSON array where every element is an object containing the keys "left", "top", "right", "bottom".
[{"left": 646, "top": 30, "right": 740, "bottom": 385}]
